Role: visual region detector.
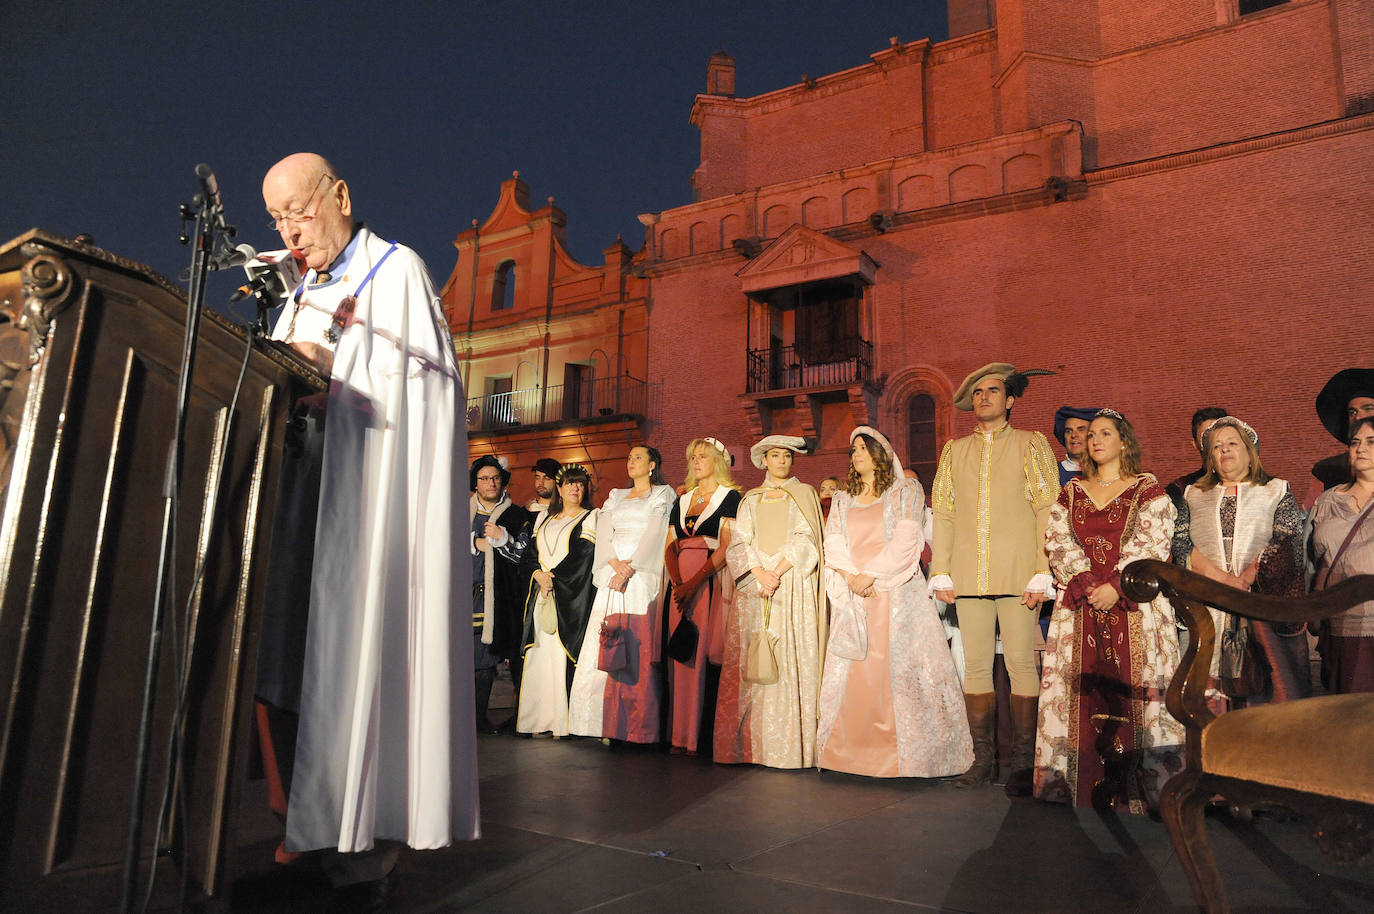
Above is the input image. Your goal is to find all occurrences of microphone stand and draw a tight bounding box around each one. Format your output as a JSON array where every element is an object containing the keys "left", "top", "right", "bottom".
[{"left": 119, "top": 164, "right": 237, "bottom": 914}]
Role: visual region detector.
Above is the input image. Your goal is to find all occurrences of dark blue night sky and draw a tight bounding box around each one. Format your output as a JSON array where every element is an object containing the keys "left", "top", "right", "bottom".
[{"left": 1, "top": 2, "right": 947, "bottom": 317}]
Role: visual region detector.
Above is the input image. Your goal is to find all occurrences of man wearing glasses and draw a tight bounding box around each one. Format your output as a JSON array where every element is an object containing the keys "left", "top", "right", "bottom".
[
  {"left": 261, "top": 152, "right": 477, "bottom": 907},
  {"left": 469, "top": 455, "right": 533, "bottom": 733}
]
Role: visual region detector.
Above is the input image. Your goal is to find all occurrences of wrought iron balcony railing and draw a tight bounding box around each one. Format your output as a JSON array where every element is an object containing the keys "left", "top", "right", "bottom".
[
  {"left": 745, "top": 338, "right": 873, "bottom": 394},
  {"left": 466, "top": 374, "right": 647, "bottom": 432}
]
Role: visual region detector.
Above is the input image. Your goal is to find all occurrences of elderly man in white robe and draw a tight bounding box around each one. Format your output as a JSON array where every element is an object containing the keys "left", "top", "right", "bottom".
[{"left": 262, "top": 152, "right": 478, "bottom": 904}]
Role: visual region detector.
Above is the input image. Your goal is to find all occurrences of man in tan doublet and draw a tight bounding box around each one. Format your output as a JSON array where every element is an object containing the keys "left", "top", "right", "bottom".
[{"left": 930, "top": 362, "right": 1057, "bottom": 793}]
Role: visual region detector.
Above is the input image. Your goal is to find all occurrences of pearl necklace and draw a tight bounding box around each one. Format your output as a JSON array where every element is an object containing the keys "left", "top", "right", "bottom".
[{"left": 1095, "top": 476, "right": 1121, "bottom": 487}]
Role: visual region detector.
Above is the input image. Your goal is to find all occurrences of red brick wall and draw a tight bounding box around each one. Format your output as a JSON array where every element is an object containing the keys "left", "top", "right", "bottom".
[
  {"left": 647, "top": 123, "right": 1374, "bottom": 496},
  {"left": 1096, "top": 0, "right": 1219, "bottom": 56}
]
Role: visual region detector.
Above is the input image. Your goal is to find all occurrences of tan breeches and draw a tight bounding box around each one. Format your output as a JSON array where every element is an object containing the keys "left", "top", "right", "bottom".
[{"left": 956, "top": 595, "right": 1040, "bottom": 696}]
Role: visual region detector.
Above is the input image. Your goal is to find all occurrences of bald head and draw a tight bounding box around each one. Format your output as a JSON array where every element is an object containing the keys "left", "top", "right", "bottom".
[{"left": 263, "top": 152, "right": 354, "bottom": 271}]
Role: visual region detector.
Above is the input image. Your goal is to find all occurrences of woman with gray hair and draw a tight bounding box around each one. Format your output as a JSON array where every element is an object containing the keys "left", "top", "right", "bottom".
[{"left": 1173, "top": 416, "right": 1309, "bottom": 710}]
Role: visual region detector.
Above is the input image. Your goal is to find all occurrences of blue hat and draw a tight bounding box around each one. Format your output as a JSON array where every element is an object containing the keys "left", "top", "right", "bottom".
[{"left": 1053, "top": 406, "right": 1100, "bottom": 445}]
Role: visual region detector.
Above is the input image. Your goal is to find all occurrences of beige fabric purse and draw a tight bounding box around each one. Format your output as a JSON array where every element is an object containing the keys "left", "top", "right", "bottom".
[
  {"left": 537, "top": 590, "right": 558, "bottom": 635},
  {"left": 743, "top": 596, "right": 780, "bottom": 685}
]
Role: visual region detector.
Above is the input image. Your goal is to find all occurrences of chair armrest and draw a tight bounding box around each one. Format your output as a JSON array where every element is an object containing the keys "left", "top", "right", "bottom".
[
  {"left": 1122, "top": 559, "right": 1374, "bottom": 626},
  {"left": 1121, "top": 560, "right": 1374, "bottom": 744}
]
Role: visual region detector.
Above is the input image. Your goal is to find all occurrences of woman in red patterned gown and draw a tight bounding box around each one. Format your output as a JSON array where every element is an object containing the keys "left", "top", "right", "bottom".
[{"left": 1034, "top": 410, "right": 1185, "bottom": 813}]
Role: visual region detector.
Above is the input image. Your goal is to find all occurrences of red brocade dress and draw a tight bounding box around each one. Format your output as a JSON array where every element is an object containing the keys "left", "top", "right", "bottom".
[{"left": 1035, "top": 475, "right": 1185, "bottom": 813}]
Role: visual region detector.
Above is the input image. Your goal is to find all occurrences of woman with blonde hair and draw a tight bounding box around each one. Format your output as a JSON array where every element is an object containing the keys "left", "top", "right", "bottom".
[
  {"left": 1035, "top": 410, "right": 1184, "bottom": 812},
  {"left": 1173, "top": 416, "right": 1308, "bottom": 709},
  {"left": 816, "top": 427, "right": 972, "bottom": 778},
  {"left": 664, "top": 438, "right": 742, "bottom": 753}
]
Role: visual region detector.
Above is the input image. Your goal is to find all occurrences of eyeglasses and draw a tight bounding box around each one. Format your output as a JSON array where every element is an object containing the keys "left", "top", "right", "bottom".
[
  {"left": 266, "top": 174, "right": 335, "bottom": 230},
  {"left": 476, "top": 474, "right": 502, "bottom": 483}
]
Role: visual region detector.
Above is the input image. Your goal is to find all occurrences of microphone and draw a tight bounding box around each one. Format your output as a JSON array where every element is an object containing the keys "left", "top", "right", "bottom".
[
  {"left": 230, "top": 249, "right": 303, "bottom": 310},
  {"left": 216, "top": 242, "right": 257, "bottom": 270},
  {"left": 195, "top": 163, "right": 222, "bottom": 213},
  {"left": 230, "top": 273, "right": 274, "bottom": 303}
]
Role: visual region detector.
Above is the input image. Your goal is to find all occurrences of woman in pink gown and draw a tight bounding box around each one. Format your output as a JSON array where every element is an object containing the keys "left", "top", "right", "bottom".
[{"left": 817, "top": 427, "right": 972, "bottom": 778}]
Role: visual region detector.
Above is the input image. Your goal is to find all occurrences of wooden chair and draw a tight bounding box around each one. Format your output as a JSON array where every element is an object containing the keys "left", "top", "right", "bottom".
[{"left": 1120, "top": 559, "right": 1374, "bottom": 913}]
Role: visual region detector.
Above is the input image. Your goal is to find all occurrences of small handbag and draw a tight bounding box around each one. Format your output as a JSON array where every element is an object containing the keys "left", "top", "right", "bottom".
[
  {"left": 537, "top": 590, "right": 558, "bottom": 635},
  {"left": 597, "top": 591, "right": 629, "bottom": 672},
  {"left": 667, "top": 616, "right": 699, "bottom": 663},
  {"left": 743, "top": 596, "right": 779, "bottom": 685},
  {"left": 828, "top": 595, "right": 868, "bottom": 661},
  {"left": 598, "top": 620, "right": 628, "bottom": 672}
]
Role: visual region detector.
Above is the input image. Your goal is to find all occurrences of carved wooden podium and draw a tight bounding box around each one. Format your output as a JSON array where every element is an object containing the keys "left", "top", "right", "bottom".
[{"left": 0, "top": 230, "right": 323, "bottom": 910}]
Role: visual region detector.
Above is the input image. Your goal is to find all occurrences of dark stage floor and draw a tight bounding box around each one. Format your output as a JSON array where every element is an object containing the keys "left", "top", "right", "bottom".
[{"left": 209, "top": 674, "right": 1374, "bottom": 913}]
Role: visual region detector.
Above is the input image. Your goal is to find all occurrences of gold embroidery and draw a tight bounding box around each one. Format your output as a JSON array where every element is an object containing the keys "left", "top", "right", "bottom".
[
  {"left": 931, "top": 440, "right": 956, "bottom": 513},
  {"left": 1024, "top": 432, "right": 1059, "bottom": 509},
  {"left": 977, "top": 428, "right": 993, "bottom": 594}
]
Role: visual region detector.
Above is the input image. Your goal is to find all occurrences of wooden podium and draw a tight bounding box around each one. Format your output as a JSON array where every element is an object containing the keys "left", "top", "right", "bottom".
[{"left": 0, "top": 230, "right": 323, "bottom": 910}]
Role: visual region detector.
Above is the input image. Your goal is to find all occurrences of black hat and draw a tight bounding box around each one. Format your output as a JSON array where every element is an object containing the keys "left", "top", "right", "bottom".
[
  {"left": 533, "top": 457, "right": 562, "bottom": 478},
  {"left": 470, "top": 455, "right": 510, "bottom": 491},
  {"left": 1316, "top": 369, "right": 1374, "bottom": 441},
  {"left": 1052, "top": 406, "right": 1100, "bottom": 445}
]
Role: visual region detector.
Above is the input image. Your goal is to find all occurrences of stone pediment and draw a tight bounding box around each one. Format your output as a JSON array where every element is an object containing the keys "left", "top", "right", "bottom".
[{"left": 737, "top": 224, "right": 876, "bottom": 294}]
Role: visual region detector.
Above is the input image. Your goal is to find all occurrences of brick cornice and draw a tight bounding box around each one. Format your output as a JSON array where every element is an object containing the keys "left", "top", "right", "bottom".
[{"left": 1086, "top": 112, "right": 1374, "bottom": 187}]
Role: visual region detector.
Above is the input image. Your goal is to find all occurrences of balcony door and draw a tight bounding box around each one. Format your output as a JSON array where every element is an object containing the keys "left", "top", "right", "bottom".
[
  {"left": 483, "top": 375, "right": 512, "bottom": 427},
  {"left": 795, "top": 280, "right": 860, "bottom": 365}
]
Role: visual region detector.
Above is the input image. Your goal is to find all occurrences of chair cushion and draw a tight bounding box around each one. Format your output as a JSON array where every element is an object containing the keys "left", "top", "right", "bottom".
[{"left": 1202, "top": 693, "right": 1374, "bottom": 804}]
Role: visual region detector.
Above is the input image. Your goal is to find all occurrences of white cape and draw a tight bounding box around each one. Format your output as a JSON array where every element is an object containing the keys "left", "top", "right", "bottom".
[{"left": 283, "top": 227, "right": 478, "bottom": 852}]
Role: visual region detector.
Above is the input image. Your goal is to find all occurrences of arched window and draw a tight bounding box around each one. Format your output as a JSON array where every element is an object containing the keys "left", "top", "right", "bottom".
[
  {"left": 491, "top": 260, "right": 516, "bottom": 311},
  {"left": 906, "top": 393, "right": 938, "bottom": 488}
]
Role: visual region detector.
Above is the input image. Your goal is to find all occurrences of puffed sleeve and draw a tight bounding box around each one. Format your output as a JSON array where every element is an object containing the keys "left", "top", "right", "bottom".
[
  {"left": 1024, "top": 432, "right": 1058, "bottom": 574},
  {"left": 1119, "top": 491, "right": 1176, "bottom": 568},
  {"left": 1172, "top": 492, "right": 1194, "bottom": 567},
  {"left": 629, "top": 486, "right": 675, "bottom": 574},
  {"left": 726, "top": 492, "right": 760, "bottom": 580},
  {"left": 860, "top": 480, "right": 922, "bottom": 591},
  {"left": 591, "top": 490, "right": 622, "bottom": 582},
  {"left": 1256, "top": 488, "right": 1307, "bottom": 598},
  {"left": 1045, "top": 487, "right": 1090, "bottom": 588},
  {"left": 929, "top": 439, "right": 956, "bottom": 578}
]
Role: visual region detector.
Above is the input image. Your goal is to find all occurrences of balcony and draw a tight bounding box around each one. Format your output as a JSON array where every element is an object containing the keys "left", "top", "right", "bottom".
[
  {"left": 467, "top": 374, "right": 647, "bottom": 432},
  {"left": 746, "top": 338, "right": 873, "bottom": 394}
]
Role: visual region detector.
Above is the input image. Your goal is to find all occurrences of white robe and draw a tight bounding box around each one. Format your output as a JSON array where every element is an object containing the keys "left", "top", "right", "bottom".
[{"left": 275, "top": 227, "right": 478, "bottom": 853}]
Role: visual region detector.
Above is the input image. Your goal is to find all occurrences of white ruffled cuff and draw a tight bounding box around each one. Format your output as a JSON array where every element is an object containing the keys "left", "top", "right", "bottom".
[
  {"left": 928, "top": 574, "right": 954, "bottom": 598},
  {"left": 1025, "top": 572, "right": 1055, "bottom": 599}
]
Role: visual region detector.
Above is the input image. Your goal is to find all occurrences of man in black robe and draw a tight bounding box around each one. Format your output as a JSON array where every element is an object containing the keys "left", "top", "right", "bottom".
[{"left": 470, "top": 456, "right": 532, "bottom": 732}]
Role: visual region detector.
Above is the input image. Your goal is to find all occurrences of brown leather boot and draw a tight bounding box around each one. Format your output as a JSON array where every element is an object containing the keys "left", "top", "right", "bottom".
[
  {"left": 954, "top": 692, "right": 997, "bottom": 788},
  {"left": 1003, "top": 693, "right": 1039, "bottom": 797}
]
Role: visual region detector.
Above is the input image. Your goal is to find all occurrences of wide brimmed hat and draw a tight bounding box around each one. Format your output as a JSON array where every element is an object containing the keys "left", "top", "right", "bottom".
[
  {"left": 953, "top": 362, "right": 1055, "bottom": 411},
  {"left": 1316, "top": 368, "right": 1374, "bottom": 441},
  {"left": 1052, "top": 406, "right": 1100, "bottom": 445},
  {"left": 750, "top": 435, "right": 809, "bottom": 469}
]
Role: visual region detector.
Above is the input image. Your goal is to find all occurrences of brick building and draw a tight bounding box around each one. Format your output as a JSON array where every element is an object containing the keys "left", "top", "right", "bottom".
[
  {"left": 439, "top": 173, "right": 651, "bottom": 504},
  {"left": 456, "top": 0, "right": 1374, "bottom": 498}
]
